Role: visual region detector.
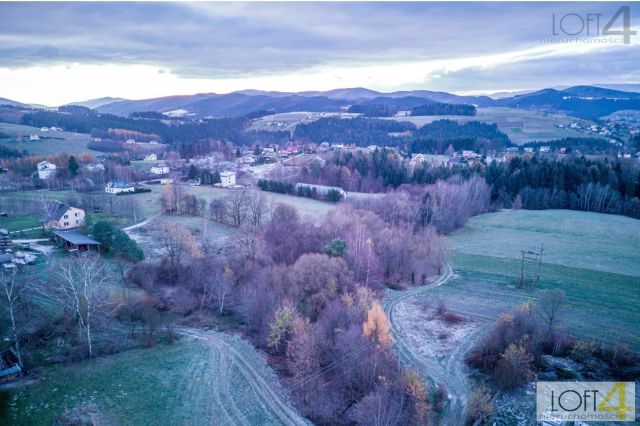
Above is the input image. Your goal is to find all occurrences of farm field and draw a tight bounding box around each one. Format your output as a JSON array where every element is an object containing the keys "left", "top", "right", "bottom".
[
  {"left": 248, "top": 111, "right": 358, "bottom": 132},
  {"left": 385, "top": 107, "right": 593, "bottom": 145},
  {"left": 0, "top": 331, "right": 306, "bottom": 426},
  {"left": 428, "top": 209, "right": 640, "bottom": 350},
  {"left": 0, "top": 123, "right": 100, "bottom": 156}
]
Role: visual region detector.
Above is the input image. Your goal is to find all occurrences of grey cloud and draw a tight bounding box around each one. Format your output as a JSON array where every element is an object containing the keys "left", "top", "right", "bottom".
[{"left": 0, "top": 2, "right": 636, "bottom": 90}]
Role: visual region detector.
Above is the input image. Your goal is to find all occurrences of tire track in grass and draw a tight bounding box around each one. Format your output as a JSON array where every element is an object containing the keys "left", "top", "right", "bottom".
[
  {"left": 383, "top": 258, "right": 488, "bottom": 426},
  {"left": 180, "top": 328, "right": 309, "bottom": 426}
]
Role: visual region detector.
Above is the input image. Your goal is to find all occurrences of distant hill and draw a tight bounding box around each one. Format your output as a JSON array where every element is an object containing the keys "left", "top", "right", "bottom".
[
  {"left": 561, "top": 85, "right": 640, "bottom": 99},
  {"left": 494, "top": 86, "right": 640, "bottom": 119},
  {"left": 67, "top": 97, "right": 128, "bottom": 109},
  {"left": 0, "top": 97, "right": 31, "bottom": 109},
  {"left": 91, "top": 85, "right": 640, "bottom": 120}
]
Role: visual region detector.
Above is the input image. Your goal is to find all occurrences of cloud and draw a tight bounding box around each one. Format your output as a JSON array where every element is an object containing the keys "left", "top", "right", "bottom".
[{"left": 0, "top": 2, "right": 637, "bottom": 104}]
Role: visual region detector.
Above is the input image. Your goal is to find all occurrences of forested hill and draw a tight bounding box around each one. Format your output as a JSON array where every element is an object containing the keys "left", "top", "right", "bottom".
[
  {"left": 293, "top": 117, "right": 416, "bottom": 146},
  {"left": 19, "top": 109, "right": 288, "bottom": 147},
  {"left": 409, "top": 120, "right": 512, "bottom": 154}
]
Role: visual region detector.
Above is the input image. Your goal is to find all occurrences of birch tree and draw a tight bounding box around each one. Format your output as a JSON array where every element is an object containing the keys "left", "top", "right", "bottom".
[
  {"left": 47, "top": 255, "right": 109, "bottom": 359},
  {"left": 0, "top": 271, "right": 29, "bottom": 367}
]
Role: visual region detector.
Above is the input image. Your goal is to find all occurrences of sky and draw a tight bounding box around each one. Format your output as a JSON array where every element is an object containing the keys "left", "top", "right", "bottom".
[{"left": 0, "top": 1, "right": 638, "bottom": 106}]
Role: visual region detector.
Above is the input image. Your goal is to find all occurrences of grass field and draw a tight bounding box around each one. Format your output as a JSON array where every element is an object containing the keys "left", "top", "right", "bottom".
[
  {"left": 181, "top": 185, "right": 337, "bottom": 223},
  {"left": 0, "top": 123, "right": 100, "bottom": 156},
  {"left": 0, "top": 214, "right": 40, "bottom": 232},
  {"left": 0, "top": 331, "right": 306, "bottom": 426},
  {"left": 386, "top": 107, "right": 594, "bottom": 145},
  {"left": 0, "top": 342, "right": 193, "bottom": 425},
  {"left": 428, "top": 210, "right": 640, "bottom": 350}
]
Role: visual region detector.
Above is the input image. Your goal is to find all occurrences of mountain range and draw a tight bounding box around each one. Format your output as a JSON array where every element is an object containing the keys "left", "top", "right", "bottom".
[{"left": 2, "top": 85, "right": 640, "bottom": 120}]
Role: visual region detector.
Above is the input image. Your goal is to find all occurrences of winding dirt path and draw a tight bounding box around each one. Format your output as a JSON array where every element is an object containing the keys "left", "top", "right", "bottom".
[
  {"left": 179, "top": 328, "right": 309, "bottom": 426},
  {"left": 383, "top": 258, "right": 488, "bottom": 425}
]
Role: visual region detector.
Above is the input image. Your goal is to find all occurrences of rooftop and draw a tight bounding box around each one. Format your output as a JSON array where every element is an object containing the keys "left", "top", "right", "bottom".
[
  {"left": 52, "top": 230, "right": 100, "bottom": 246},
  {"left": 41, "top": 200, "right": 73, "bottom": 223}
]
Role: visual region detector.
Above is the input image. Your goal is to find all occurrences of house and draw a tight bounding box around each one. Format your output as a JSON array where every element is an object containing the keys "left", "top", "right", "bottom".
[
  {"left": 220, "top": 171, "right": 236, "bottom": 187},
  {"left": 144, "top": 153, "right": 158, "bottom": 161},
  {"left": 125, "top": 138, "right": 136, "bottom": 144},
  {"left": 462, "top": 150, "right": 479, "bottom": 160},
  {"left": 240, "top": 155, "right": 256, "bottom": 165},
  {"left": 29, "top": 134, "right": 40, "bottom": 141},
  {"left": 410, "top": 153, "right": 427, "bottom": 166},
  {"left": 539, "top": 146, "right": 550, "bottom": 153},
  {"left": 149, "top": 140, "right": 159, "bottom": 145},
  {"left": 41, "top": 201, "right": 85, "bottom": 230},
  {"left": 52, "top": 230, "right": 100, "bottom": 253},
  {"left": 150, "top": 163, "right": 170, "bottom": 175},
  {"left": 37, "top": 161, "right": 57, "bottom": 180},
  {"left": 84, "top": 163, "right": 105, "bottom": 172},
  {"left": 40, "top": 127, "right": 50, "bottom": 132},
  {"left": 0, "top": 349, "right": 21, "bottom": 383},
  {"left": 366, "top": 145, "right": 380, "bottom": 152},
  {"left": 105, "top": 181, "right": 135, "bottom": 194}
]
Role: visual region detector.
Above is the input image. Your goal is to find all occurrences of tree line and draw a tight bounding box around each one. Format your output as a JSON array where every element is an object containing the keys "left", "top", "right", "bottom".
[
  {"left": 297, "top": 148, "right": 640, "bottom": 220},
  {"left": 410, "top": 103, "right": 476, "bottom": 116}
]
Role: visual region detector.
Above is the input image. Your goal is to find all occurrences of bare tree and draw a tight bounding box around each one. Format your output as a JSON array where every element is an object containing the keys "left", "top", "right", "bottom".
[
  {"left": 226, "top": 190, "right": 250, "bottom": 227},
  {"left": 157, "top": 221, "right": 203, "bottom": 266},
  {"left": 0, "top": 271, "right": 30, "bottom": 367},
  {"left": 246, "top": 191, "right": 267, "bottom": 227},
  {"left": 215, "top": 266, "right": 235, "bottom": 315},
  {"left": 45, "top": 255, "right": 109, "bottom": 358},
  {"left": 535, "top": 288, "right": 565, "bottom": 334}
]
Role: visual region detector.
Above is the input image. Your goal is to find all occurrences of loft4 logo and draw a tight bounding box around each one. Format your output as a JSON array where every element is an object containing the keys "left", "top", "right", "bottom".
[
  {"left": 537, "top": 381, "right": 636, "bottom": 422},
  {"left": 552, "top": 6, "right": 637, "bottom": 44}
]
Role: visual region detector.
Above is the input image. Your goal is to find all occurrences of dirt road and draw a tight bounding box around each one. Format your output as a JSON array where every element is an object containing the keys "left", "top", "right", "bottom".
[
  {"left": 179, "top": 328, "right": 310, "bottom": 426},
  {"left": 383, "top": 259, "right": 488, "bottom": 426}
]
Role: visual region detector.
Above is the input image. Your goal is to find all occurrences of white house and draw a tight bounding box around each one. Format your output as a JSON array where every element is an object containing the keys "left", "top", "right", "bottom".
[
  {"left": 29, "top": 134, "right": 40, "bottom": 141},
  {"left": 84, "top": 163, "right": 105, "bottom": 172},
  {"left": 149, "top": 140, "right": 159, "bottom": 145},
  {"left": 150, "top": 163, "right": 170, "bottom": 175},
  {"left": 37, "top": 161, "right": 57, "bottom": 180},
  {"left": 144, "top": 153, "right": 158, "bottom": 161},
  {"left": 105, "top": 181, "right": 135, "bottom": 194},
  {"left": 220, "top": 171, "right": 236, "bottom": 187},
  {"left": 41, "top": 201, "right": 85, "bottom": 230},
  {"left": 125, "top": 139, "right": 136, "bottom": 144}
]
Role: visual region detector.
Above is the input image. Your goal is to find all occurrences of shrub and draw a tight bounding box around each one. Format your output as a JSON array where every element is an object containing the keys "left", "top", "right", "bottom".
[
  {"left": 494, "top": 343, "right": 533, "bottom": 389},
  {"left": 467, "top": 386, "right": 495, "bottom": 423},
  {"left": 569, "top": 340, "right": 597, "bottom": 362}
]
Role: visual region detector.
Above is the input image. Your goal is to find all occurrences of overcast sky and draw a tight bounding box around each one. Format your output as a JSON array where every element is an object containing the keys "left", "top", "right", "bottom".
[{"left": 0, "top": 2, "right": 638, "bottom": 105}]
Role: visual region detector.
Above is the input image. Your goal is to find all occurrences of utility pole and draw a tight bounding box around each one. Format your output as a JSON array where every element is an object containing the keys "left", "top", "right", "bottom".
[
  {"left": 536, "top": 244, "right": 544, "bottom": 285},
  {"left": 520, "top": 250, "right": 525, "bottom": 288}
]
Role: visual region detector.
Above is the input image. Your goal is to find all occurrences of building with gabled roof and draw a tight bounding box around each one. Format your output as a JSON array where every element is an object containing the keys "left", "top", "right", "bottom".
[
  {"left": 37, "top": 161, "right": 57, "bottom": 180},
  {"left": 105, "top": 181, "right": 135, "bottom": 194},
  {"left": 41, "top": 201, "right": 85, "bottom": 230}
]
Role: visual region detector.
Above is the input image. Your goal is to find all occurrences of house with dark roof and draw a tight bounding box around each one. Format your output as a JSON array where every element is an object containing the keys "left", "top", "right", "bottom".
[
  {"left": 41, "top": 201, "right": 85, "bottom": 231},
  {"left": 52, "top": 230, "right": 101, "bottom": 253}
]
